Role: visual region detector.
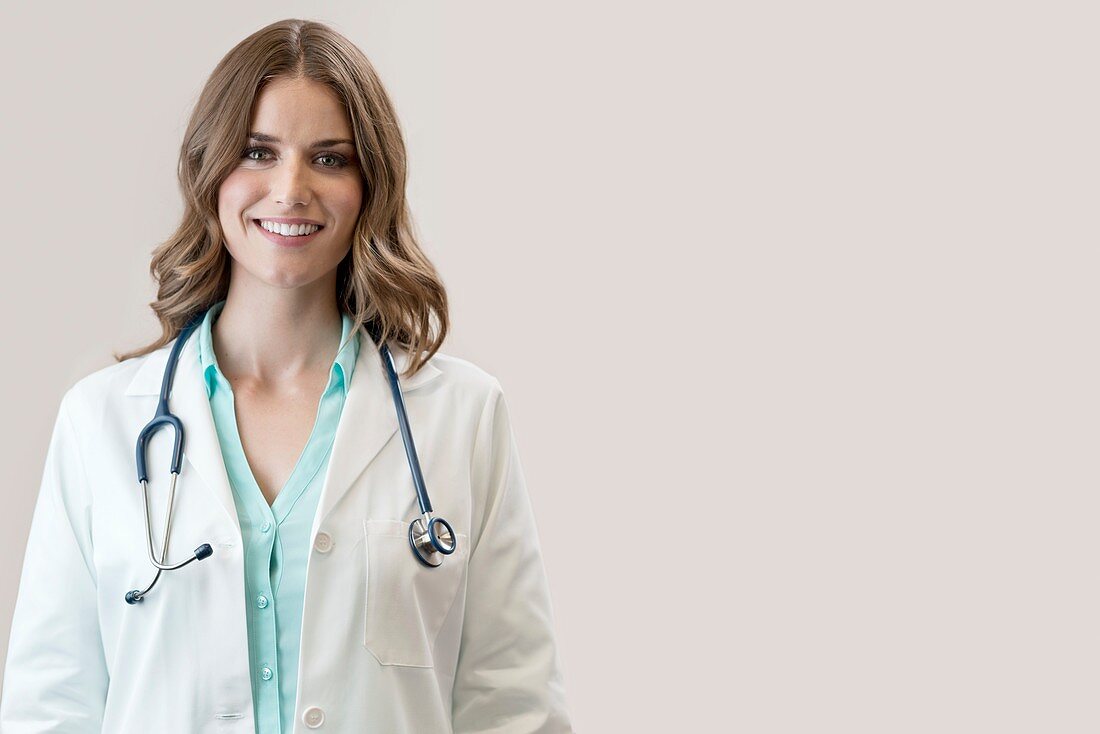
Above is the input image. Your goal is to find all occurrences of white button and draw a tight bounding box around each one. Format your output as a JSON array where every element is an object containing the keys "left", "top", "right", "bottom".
[
  {"left": 313, "top": 532, "right": 333, "bottom": 553},
  {"left": 303, "top": 706, "right": 325, "bottom": 728}
]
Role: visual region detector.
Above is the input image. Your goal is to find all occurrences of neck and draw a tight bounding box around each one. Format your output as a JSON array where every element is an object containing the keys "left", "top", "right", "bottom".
[{"left": 210, "top": 284, "right": 343, "bottom": 386}]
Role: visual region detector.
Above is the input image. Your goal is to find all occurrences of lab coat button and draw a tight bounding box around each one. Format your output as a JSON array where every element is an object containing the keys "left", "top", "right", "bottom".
[
  {"left": 260, "top": 666, "right": 272, "bottom": 681},
  {"left": 314, "top": 533, "right": 333, "bottom": 553},
  {"left": 303, "top": 706, "right": 325, "bottom": 727},
  {"left": 256, "top": 595, "right": 268, "bottom": 609}
]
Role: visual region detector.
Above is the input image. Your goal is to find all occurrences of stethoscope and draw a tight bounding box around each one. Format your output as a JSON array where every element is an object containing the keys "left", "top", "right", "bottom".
[{"left": 125, "top": 307, "right": 457, "bottom": 605}]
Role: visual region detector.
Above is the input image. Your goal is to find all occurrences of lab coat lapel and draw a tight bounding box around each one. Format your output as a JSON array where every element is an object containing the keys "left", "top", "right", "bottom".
[
  {"left": 170, "top": 331, "right": 242, "bottom": 535},
  {"left": 312, "top": 329, "right": 441, "bottom": 535}
]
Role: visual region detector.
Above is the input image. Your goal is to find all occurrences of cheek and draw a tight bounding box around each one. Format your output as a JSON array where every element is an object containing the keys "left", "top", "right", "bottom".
[
  {"left": 217, "top": 172, "right": 260, "bottom": 223},
  {"left": 331, "top": 178, "right": 364, "bottom": 222}
]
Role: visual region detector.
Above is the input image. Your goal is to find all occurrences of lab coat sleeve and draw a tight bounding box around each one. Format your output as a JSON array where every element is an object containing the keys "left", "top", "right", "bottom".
[
  {"left": 0, "top": 389, "right": 109, "bottom": 733},
  {"left": 451, "top": 381, "right": 573, "bottom": 733}
]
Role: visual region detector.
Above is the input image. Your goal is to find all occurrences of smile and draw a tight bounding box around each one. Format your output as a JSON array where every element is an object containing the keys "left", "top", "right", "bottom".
[{"left": 252, "top": 219, "right": 324, "bottom": 247}]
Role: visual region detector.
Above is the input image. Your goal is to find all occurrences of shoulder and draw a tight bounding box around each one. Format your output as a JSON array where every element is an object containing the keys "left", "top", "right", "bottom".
[
  {"left": 60, "top": 342, "right": 173, "bottom": 423},
  {"left": 424, "top": 350, "right": 503, "bottom": 396},
  {"left": 410, "top": 348, "right": 509, "bottom": 427},
  {"left": 420, "top": 349, "right": 517, "bottom": 440}
]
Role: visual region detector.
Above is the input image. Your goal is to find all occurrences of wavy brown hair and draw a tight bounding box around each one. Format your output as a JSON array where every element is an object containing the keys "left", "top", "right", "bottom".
[{"left": 113, "top": 18, "right": 448, "bottom": 379}]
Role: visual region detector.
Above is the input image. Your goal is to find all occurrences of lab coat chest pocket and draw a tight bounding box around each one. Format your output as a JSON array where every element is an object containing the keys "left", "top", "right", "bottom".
[{"left": 362, "top": 518, "right": 468, "bottom": 667}]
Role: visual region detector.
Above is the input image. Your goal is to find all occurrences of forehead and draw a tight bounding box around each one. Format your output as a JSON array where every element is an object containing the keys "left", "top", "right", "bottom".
[{"left": 249, "top": 78, "right": 352, "bottom": 139}]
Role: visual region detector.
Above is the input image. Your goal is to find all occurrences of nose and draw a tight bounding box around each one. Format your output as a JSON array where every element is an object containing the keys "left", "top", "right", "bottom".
[{"left": 272, "top": 156, "right": 312, "bottom": 207}]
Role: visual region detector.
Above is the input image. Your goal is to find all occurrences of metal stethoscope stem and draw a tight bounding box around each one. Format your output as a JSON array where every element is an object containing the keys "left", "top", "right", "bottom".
[
  {"left": 126, "top": 313, "right": 214, "bottom": 605},
  {"left": 126, "top": 474, "right": 213, "bottom": 604}
]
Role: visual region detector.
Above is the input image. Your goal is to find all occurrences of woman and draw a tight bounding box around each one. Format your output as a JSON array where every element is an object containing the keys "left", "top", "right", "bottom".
[{"left": 0, "top": 18, "right": 572, "bottom": 734}]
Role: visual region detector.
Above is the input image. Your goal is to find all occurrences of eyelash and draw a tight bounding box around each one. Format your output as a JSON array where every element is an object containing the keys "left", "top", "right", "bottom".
[{"left": 241, "top": 146, "right": 351, "bottom": 169}]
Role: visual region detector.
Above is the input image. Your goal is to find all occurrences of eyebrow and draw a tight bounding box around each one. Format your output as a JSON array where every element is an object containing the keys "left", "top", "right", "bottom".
[{"left": 248, "top": 132, "right": 355, "bottom": 148}]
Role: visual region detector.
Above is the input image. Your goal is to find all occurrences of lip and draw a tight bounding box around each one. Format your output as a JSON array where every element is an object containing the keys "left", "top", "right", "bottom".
[
  {"left": 252, "top": 219, "right": 324, "bottom": 248},
  {"left": 255, "top": 216, "right": 324, "bottom": 225}
]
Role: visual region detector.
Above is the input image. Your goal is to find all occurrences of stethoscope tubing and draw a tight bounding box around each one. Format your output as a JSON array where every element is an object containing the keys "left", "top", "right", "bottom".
[
  {"left": 126, "top": 307, "right": 456, "bottom": 604},
  {"left": 135, "top": 313, "right": 204, "bottom": 484},
  {"left": 371, "top": 325, "right": 457, "bottom": 563}
]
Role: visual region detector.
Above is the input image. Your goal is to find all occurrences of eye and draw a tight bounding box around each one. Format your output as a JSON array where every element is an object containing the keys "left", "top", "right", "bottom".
[
  {"left": 316, "top": 153, "right": 350, "bottom": 169},
  {"left": 242, "top": 146, "right": 270, "bottom": 162},
  {"left": 241, "top": 147, "right": 351, "bottom": 169}
]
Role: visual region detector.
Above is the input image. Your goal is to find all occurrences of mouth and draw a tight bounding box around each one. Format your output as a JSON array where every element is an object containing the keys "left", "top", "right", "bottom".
[{"left": 252, "top": 219, "right": 325, "bottom": 248}]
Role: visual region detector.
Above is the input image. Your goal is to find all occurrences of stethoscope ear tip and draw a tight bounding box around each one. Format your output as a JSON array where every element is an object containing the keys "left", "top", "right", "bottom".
[
  {"left": 125, "top": 590, "right": 143, "bottom": 605},
  {"left": 195, "top": 544, "right": 214, "bottom": 560}
]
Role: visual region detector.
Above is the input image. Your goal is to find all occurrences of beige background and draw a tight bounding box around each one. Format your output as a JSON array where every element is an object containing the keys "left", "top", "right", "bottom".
[{"left": 1, "top": 1, "right": 1096, "bottom": 731}]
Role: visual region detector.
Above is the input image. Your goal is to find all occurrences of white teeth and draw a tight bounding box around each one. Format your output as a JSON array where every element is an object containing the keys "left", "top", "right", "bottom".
[{"left": 259, "top": 220, "right": 320, "bottom": 236}]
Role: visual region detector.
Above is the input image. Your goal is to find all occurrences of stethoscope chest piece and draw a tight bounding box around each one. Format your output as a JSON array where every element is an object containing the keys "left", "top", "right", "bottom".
[{"left": 408, "top": 512, "right": 457, "bottom": 567}]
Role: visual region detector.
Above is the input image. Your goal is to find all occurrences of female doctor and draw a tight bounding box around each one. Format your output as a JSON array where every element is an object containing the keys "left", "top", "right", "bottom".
[{"left": 0, "top": 18, "right": 572, "bottom": 734}]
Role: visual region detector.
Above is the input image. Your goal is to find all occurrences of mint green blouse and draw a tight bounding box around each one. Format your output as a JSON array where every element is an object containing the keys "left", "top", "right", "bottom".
[{"left": 197, "top": 300, "right": 359, "bottom": 734}]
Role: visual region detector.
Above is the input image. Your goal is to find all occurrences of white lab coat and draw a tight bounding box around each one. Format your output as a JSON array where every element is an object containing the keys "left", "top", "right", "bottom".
[{"left": 0, "top": 329, "right": 573, "bottom": 733}]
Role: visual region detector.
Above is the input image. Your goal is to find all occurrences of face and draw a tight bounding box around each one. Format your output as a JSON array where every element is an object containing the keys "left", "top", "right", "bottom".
[{"left": 217, "top": 76, "right": 363, "bottom": 294}]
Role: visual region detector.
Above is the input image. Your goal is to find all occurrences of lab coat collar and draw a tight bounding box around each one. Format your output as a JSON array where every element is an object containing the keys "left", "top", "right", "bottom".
[{"left": 122, "top": 325, "right": 443, "bottom": 537}]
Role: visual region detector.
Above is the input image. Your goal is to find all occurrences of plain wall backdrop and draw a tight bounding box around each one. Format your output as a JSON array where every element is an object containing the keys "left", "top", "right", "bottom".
[{"left": 0, "top": 1, "right": 1096, "bottom": 731}]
